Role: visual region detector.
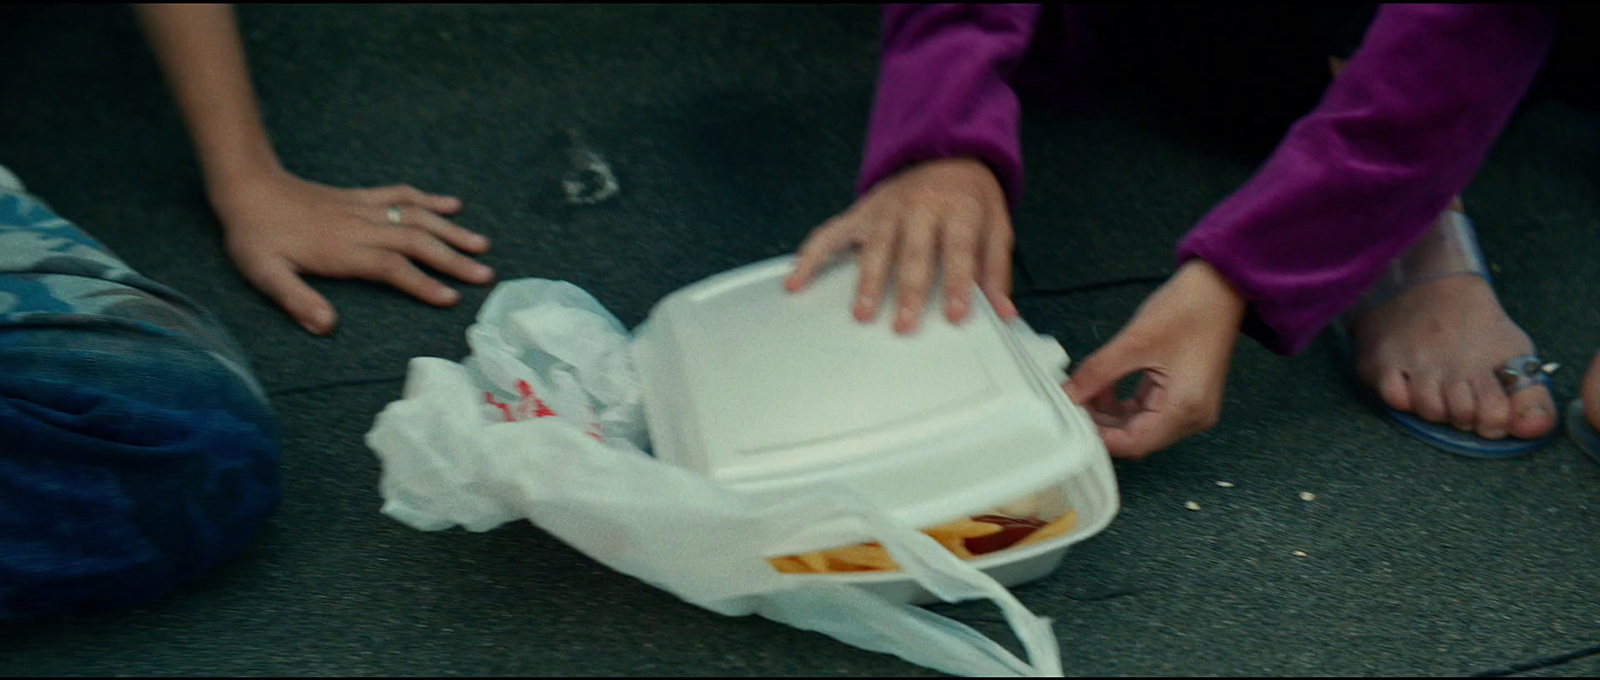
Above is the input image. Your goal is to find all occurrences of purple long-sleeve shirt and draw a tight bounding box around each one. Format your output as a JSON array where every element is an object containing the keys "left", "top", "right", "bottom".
[{"left": 858, "top": 4, "right": 1559, "bottom": 355}]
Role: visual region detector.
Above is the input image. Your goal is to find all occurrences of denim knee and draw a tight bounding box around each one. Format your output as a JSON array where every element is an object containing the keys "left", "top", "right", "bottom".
[{"left": 0, "top": 334, "right": 280, "bottom": 621}]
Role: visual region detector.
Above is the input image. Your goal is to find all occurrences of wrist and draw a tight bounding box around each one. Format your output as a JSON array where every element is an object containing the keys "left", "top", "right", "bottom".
[
  {"left": 1176, "top": 258, "right": 1248, "bottom": 325},
  {"left": 203, "top": 154, "right": 288, "bottom": 214}
]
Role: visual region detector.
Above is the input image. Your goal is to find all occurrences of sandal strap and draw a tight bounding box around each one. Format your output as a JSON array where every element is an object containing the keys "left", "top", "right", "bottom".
[
  {"left": 1348, "top": 209, "right": 1489, "bottom": 318},
  {"left": 1496, "top": 354, "right": 1560, "bottom": 394}
]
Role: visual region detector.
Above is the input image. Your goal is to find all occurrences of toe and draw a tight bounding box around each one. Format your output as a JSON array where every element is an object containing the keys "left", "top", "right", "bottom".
[
  {"left": 1376, "top": 369, "right": 1413, "bottom": 413},
  {"left": 1471, "top": 374, "right": 1511, "bottom": 440},
  {"left": 1507, "top": 383, "right": 1558, "bottom": 440},
  {"left": 1583, "top": 348, "right": 1600, "bottom": 431},
  {"left": 1444, "top": 380, "right": 1476, "bottom": 432},
  {"left": 1412, "top": 377, "right": 1449, "bottom": 424}
]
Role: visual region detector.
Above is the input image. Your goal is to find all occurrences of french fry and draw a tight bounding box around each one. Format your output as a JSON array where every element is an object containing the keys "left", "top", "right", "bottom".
[
  {"left": 1012, "top": 510, "right": 1079, "bottom": 547},
  {"left": 925, "top": 518, "right": 1003, "bottom": 558},
  {"left": 767, "top": 556, "right": 812, "bottom": 574},
  {"left": 797, "top": 551, "right": 831, "bottom": 573},
  {"left": 922, "top": 518, "right": 1004, "bottom": 542},
  {"left": 768, "top": 507, "right": 1080, "bottom": 575},
  {"left": 823, "top": 544, "right": 898, "bottom": 571},
  {"left": 929, "top": 534, "right": 976, "bottom": 559}
]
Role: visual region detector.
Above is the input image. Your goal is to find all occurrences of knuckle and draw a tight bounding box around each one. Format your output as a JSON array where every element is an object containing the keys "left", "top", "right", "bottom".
[
  {"left": 822, "top": 217, "right": 865, "bottom": 243},
  {"left": 899, "top": 242, "right": 932, "bottom": 264},
  {"left": 948, "top": 194, "right": 985, "bottom": 219},
  {"left": 863, "top": 219, "right": 901, "bottom": 244}
]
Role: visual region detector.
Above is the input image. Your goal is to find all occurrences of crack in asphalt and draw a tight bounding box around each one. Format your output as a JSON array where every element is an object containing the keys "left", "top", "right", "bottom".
[{"left": 1473, "top": 642, "right": 1600, "bottom": 677}]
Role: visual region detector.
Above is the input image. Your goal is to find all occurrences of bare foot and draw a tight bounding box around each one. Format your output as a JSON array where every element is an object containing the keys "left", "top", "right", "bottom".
[
  {"left": 1581, "top": 348, "right": 1600, "bottom": 433},
  {"left": 1350, "top": 272, "right": 1556, "bottom": 441}
]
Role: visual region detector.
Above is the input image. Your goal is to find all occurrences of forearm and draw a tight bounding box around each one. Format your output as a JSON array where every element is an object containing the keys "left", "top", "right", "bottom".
[
  {"left": 856, "top": 4, "right": 1044, "bottom": 207},
  {"left": 134, "top": 3, "right": 283, "bottom": 205},
  {"left": 1178, "top": 3, "right": 1559, "bottom": 356}
]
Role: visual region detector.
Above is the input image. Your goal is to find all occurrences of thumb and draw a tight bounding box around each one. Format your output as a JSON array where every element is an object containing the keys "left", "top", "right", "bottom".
[{"left": 1066, "top": 337, "right": 1143, "bottom": 406}]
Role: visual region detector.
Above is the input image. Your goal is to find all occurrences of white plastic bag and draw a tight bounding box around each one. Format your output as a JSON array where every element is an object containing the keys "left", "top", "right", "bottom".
[{"left": 365, "top": 279, "right": 1065, "bottom": 677}]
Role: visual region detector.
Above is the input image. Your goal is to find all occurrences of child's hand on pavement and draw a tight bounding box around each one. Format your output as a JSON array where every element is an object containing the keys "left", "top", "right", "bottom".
[{"left": 211, "top": 168, "right": 494, "bottom": 335}]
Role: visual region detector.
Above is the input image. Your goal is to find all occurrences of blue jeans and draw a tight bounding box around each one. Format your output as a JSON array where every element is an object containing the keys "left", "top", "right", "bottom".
[{"left": 0, "top": 185, "right": 280, "bottom": 621}]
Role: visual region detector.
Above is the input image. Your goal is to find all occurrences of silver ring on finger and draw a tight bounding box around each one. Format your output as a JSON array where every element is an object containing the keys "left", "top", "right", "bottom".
[{"left": 386, "top": 205, "right": 404, "bottom": 226}]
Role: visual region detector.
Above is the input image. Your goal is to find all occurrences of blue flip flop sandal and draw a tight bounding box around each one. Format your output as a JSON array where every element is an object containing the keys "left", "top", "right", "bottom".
[
  {"left": 1333, "top": 210, "right": 1560, "bottom": 459},
  {"left": 1567, "top": 399, "right": 1600, "bottom": 464},
  {"left": 1333, "top": 327, "right": 1557, "bottom": 458}
]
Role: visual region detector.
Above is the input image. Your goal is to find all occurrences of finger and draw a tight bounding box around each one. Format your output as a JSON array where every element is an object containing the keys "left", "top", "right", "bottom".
[
  {"left": 356, "top": 183, "right": 463, "bottom": 215},
  {"left": 235, "top": 255, "right": 338, "bottom": 335},
  {"left": 397, "top": 211, "right": 492, "bottom": 261},
  {"left": 1096, "top": 410, "right": 1176, "bottom": 460},
  {"left": 787, "top": 216, "right": 856, "bottom": 292},
  {"left": 360, "top": 251, "right": 461, "bottom": 306},
  {"left": 854, "top": 219, "right": 899, "bottom": 322},
  {"left": 1101, "top": 377, "right": 1189, "bottom": 458},
  {"left": 1133, "top": 371, "right": 1172, "bottom": 415},
  {"left": 377, "top": 228, "right": 496, "bottom": 286},
  {"left": 1087, "top": 407, "right": 1125, "bottom": 429},
  {"left": 892, "top": 211, "right": 938, "bottom": 334},
  {"left": 406, "top": 209, "right": 490, "bottom": 254},
  {"left": 980, "top": 212, "right": 1017, "bottom": 320},
  {"left": 1066, "top": 339, "right": 1142, "bottom": 406},
  {"left": 939, "top": 211, "right": 982, "bottom": 324},
  {"left": 1088, "top": 388, "right": 1137, "bottom": 423}
]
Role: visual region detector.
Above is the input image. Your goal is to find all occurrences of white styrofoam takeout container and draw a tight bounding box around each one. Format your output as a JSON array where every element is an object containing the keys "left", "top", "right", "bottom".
[{"left": 631, "top": 256, "right": 1119, "bottom": 604}]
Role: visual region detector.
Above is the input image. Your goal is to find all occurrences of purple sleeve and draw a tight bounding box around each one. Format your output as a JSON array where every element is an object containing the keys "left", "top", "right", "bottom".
[
  {"left": 856, "top": 4, "right": 1043, "bottom": 206},
  {"left": 1176, "top": 4, "right": 1559, "bottom": 356}
]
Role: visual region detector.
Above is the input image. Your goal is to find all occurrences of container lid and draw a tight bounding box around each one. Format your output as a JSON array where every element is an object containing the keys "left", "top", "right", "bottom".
[{"left": 632, "top": 256, "right": 1107, "bottom": 556}]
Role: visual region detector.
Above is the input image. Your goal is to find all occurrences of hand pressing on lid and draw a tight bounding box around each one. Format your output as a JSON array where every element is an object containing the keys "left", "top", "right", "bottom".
[{"left": 786, "top": 157, "right": 1018, "bottom": 334}]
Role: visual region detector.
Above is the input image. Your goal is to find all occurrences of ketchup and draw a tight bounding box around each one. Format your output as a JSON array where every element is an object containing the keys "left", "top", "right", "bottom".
[{"left": 963, "top": 515, "right": 1047, "bottom": 555}]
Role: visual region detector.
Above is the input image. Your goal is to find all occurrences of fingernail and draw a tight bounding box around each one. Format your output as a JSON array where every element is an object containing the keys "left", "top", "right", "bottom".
[
  {"left": 896, "top": 307, "right": 917, "bottom": 331},
  {"left": 441, "top": 288, "right": 461, "bottom": 304},
  {"left": 303, "top": 308, "right": 333, "bottom": 335},
  {"left": 475, "top": 264, "right": 494, "bottom": 281},
  {"left": 854, "top": 296, "right": 876, "bottom": 321},
  {"left": 947, "top": 297, "right": 968, "bottom": 321}
]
